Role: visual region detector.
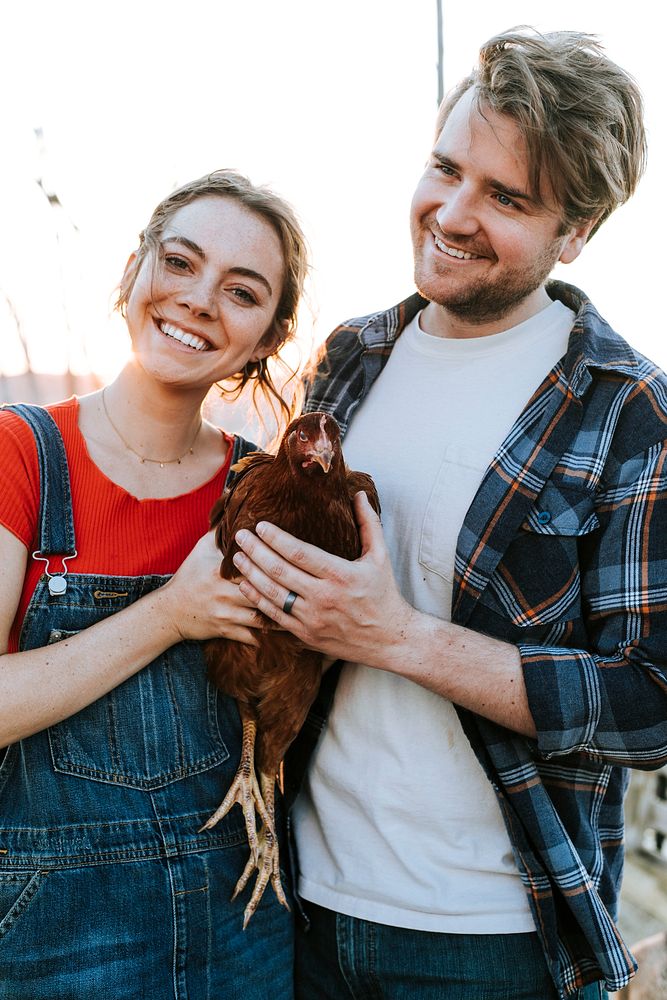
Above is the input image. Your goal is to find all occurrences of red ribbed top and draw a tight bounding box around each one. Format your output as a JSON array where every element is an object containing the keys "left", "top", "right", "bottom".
[{"left": 0, "top": 397, "right": 233, "bottom": 651}]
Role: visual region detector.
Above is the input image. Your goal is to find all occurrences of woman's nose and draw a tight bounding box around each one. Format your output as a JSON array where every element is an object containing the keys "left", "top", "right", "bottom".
[{"left": 178, "top": 275, "right": 218, "bottom": 319}]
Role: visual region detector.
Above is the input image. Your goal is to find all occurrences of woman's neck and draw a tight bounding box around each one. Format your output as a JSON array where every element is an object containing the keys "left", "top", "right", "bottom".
[
  {"left": 75, "top": 368, "right": 230, "bottom": 501},
  {"left": 103, "top": 365, "right": 206, "bottom": 461}
]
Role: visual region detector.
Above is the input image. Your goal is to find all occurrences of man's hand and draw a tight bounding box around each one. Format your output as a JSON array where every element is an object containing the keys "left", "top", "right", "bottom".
[{"left": 232, "top": 492, "right": 416, "bottom": 667}]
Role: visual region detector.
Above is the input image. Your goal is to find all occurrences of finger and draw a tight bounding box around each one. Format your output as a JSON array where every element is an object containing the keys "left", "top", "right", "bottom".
[
  {"left": 221, "top": 577, "right": 261, "bottom": 610},
  {"left": 223, "top": 625, "right": 260, "bottom": 646},
  {"left": 201, "top": 529, "right": 225, "bottom": 559},
  {"left": 238, "top": 523, "right": 338, "bottom": 579},
  {"left": 353, "top": 491, "right": 385, "bottom": 555},
  {"left": 238, "top": 579, "right": 306, "bottom": 635},
  {"left": 232, "top": 551, "right": 306, "bottom": 619},
  {"left": 237, "top": 606, "right": 268, "bottom": 629},
  {"left": 233, "top": 530, "right": 320, "bottom": 593}
]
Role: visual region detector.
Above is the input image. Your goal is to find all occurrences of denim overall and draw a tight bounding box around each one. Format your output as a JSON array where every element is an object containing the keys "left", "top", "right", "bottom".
[{"left": 0, "top": 405, "right": 293, "bottom": 1000}]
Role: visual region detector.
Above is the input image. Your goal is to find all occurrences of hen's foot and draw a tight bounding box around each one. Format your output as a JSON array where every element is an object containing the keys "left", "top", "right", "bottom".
[
  {"left": 198, "top": 716, "right": 273, "bottom": 867},
  {"left": 233, "top": 821, "right": 289, "bottom": 929}
]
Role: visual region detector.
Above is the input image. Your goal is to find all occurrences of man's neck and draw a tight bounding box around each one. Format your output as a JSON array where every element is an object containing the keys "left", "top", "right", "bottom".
[{"left": 420, "top": 286, "right": 553, "bottom": 340}]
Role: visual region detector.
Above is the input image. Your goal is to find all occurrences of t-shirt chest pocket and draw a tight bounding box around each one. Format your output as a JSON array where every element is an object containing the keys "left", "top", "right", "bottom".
[{"left": 418, "top": 446, "right": 490, "bottom": 586}]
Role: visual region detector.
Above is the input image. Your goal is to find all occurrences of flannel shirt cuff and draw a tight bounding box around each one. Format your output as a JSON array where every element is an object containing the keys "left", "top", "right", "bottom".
[{"left": 519, "top": 643, "right": 602, "bottom": 757}]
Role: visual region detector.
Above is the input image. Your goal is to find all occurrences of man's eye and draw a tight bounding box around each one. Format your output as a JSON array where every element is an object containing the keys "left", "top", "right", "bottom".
[{"left": 495, "top": 193, "right": 516, "bottom": 208}]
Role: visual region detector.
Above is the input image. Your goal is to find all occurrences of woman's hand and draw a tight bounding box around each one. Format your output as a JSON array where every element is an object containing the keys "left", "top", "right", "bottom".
[
  {"left": 160, "top": 532, "right": 263, "bottom": 645},
  {"left": 231, "top": 492, "right": 416, "bottom": 668}
]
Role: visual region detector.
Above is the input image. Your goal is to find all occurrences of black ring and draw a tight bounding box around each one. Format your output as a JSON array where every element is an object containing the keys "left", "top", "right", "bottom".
[{"left": 282, "top": 590, "right": 298, "bottom": 615}]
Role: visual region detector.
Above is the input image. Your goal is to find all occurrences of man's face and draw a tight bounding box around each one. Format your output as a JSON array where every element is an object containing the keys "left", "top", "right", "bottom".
[{"left": 410, "top": 88, "right": 591, "bottom": 336}]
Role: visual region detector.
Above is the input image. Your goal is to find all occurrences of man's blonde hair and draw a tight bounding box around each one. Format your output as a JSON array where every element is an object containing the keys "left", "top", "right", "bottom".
[{"left": 435, "top": 28, "right": 647, "bottom": 238}]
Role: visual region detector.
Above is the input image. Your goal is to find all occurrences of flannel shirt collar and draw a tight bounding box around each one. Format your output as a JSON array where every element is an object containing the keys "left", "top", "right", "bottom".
[
  {"left": 548, "top": 280, "right": 640, "bottom": 397},
  {"left": 355, "top": 282, "right": 641, "bottom": 401},
  {"left": 356, "top": 292, "right": 427, "bottom": 352}
]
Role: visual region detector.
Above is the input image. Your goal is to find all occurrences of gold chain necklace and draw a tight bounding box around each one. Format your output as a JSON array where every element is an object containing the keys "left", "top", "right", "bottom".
[{"left": 101, "top": 388, "right": 203, "bottom": 467}]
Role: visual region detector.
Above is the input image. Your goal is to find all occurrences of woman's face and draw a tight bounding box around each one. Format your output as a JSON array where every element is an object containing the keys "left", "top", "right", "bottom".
[{"left": 124, "top": 195, "right": 286, "bottom": 391}]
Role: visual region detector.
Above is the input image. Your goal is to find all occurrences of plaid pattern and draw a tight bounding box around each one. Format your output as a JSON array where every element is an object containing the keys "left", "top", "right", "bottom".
[{"left": 291, "top": 280, "right": 667, "bottom": 996}]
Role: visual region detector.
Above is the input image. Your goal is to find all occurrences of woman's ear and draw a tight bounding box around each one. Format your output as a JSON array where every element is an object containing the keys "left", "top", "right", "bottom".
[
  {"left": 250, "top": 318, "right": 290, "bottom": 362},
  {"left": 119, "top": 251, "right": 140, "bottom": 299}
]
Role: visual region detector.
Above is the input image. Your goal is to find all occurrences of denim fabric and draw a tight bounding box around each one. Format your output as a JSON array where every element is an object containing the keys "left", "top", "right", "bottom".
[
  {"left": 0, "top": 406, "right": 293, "bottom": 999},
  {"left": 295, "top": 902, "right": 608, "bottom": 1000}
]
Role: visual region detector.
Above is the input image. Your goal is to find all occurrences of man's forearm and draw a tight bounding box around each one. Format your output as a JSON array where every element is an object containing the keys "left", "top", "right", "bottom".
[{"left": 374, "top": 608, "right": 537, "bottom": 738}]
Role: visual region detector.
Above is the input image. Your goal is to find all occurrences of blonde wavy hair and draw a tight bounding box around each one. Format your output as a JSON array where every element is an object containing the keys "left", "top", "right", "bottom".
[
  {"left": 435, "top": 28, "right": 647, "bottom": 238},
  {"left": 117, "top": 169, "right": 309, "bottom": 427}
]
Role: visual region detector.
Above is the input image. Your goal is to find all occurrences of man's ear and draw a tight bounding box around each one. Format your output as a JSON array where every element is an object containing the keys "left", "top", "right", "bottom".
[
  {"left": 559, "top": 218, "right": 599, "bottom": 265},
  {"left": 250, "top": 319, "right": 290, "bottom": 362}
]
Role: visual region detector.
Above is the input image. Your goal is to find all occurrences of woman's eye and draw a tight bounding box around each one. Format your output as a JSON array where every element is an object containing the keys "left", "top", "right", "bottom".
[
  {"left": 232, "top": 287, "right": 257, "bottom": 304},
  {"left": 164, "top": 254, "right": 190, "bottom": 271}
]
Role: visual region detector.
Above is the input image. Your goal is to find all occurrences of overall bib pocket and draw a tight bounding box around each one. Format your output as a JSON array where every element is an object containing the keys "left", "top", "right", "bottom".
[{"left": 45, "top": 627, "right": 231, "bottom": 790}]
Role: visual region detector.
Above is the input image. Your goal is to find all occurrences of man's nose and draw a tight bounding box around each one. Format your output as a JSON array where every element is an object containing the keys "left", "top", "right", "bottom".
[{"left": 435, "top": 186, "right": 480, "bottom": 236}]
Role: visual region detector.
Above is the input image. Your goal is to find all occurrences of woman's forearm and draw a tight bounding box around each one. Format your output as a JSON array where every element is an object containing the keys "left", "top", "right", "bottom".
[{"left": 0, "top": 584, "right": 183, "bottom": 747}]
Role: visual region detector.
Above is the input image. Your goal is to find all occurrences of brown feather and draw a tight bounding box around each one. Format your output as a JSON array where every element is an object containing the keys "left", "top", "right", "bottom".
[{"left": 204, "top": 412, "right": 380, "bottom": 775}]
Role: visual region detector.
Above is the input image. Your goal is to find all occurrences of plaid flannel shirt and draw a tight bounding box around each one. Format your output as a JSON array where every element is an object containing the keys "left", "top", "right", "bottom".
[{"left": 286, "top": 280, "right": 667, "bottom": 997}]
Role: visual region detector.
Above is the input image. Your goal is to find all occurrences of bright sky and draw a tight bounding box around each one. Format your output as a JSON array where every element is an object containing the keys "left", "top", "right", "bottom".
[{"left": 0, "top": 0, "right": 663, "bottom": 384}]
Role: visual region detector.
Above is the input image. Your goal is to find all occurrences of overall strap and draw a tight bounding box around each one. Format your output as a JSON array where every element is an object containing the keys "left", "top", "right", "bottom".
[
  {"left": 227, "top": 434, "right": 260, "bottom": 489},
  {"left": 1, "top": 403, "right": 76, "bottom": 558}
]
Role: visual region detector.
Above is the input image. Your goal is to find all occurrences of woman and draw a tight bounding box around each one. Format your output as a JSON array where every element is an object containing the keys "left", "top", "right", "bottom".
[{"left": 0, "top": 170, "right": 308, "bottom": 999}]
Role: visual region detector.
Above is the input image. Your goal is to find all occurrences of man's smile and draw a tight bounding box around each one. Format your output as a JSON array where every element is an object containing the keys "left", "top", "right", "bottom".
[{"left": 432, "top": 233, "right": 483, "bottom": 260}]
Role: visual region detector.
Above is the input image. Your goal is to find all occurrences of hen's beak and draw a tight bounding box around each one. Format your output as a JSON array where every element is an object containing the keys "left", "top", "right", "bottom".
[{"left": 309, "top": 438, "right": 333, "bottom": 472}]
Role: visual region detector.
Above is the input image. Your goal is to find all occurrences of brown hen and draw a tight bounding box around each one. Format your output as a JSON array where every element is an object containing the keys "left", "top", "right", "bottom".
[{"left": 202, "top": 412, "right": 380, "bottom": 926}]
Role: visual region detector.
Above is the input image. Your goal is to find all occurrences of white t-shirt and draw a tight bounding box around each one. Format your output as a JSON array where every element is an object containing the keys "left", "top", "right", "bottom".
[{"left": 294, "top": 299, "right": 575, "bottom": 932}]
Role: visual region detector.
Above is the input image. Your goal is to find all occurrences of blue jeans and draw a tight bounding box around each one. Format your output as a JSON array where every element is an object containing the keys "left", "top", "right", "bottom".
[{"left": 295, "top": 902, "right": 608, "bottom": 1000}]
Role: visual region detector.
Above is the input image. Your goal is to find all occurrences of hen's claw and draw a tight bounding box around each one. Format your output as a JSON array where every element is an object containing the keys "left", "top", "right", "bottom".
[
  {"left": 200, "top": 716, "right": 288, "bottom": 926},
  {"left": 234, "top": 822, "right": 289, "bottom": 929},
  {"left": 198, "top": 716, "right": 273, "bottom": 867},
  {"left": 199, "top": 769, "right": 273, "bottom": 865}
]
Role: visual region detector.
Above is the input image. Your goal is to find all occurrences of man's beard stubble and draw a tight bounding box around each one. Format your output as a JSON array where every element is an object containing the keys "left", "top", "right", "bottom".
[{"left": 413, "top": 235, "right": 563, "bottom": 326}]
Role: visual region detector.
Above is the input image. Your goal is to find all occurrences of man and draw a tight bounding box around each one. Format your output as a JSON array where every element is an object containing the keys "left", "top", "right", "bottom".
[{"left": 232, "top": 29, "right": 666, "bottom": 999}]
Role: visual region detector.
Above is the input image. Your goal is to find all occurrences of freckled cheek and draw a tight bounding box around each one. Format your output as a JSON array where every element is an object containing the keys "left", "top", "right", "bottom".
[
  {"left": 216, "top": 320, "right": 265, "bottom": 359},
  {"left": 150, "top": 274, "right": 184, "bottom": 301}
]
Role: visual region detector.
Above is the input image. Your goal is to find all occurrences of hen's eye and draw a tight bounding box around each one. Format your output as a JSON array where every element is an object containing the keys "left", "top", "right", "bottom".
[{"left": 298, "top": 430, "right": 308, "bottom": 442}]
